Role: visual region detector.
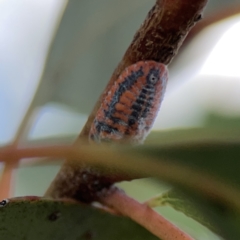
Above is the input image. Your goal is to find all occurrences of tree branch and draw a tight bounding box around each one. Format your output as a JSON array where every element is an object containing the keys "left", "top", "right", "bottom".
[{"left": 79, "top": 0, "right": 208, "bottom": 138}]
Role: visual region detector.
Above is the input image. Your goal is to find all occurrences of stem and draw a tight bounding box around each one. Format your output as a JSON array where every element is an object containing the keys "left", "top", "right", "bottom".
[
  {"left": 79, "top": 0, "right": 208, "bottom": 138},
  {"left": 185, "top": 4, "right": 240, "bottom": 44},
  {"left": 99, "top": 189, "right": 194, "bottom": 240},
  {"left": 0, "top": 162, "right": 17, "bottom": 199}
]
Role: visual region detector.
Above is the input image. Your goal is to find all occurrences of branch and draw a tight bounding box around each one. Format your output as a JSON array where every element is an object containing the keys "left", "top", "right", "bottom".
[
  {"left": 185, "top": 4, "right": 240, "bottom": 44},
  {"left": 79, "top": 0, "right": 208, "bottom": 138},
  {"left": 0, "top": 163, "right": 16, "bottom": 199},
  {"left": 0, "top": 145, "right": 21, "bottom": 198},
  {"left": 99, "top": 188, "right": 194, "bottom": 240}
]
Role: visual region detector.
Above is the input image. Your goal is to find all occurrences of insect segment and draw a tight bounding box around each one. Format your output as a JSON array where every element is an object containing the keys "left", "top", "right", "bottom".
[{"left": 89, "top": 60, "right": 168, "bottom": 144}]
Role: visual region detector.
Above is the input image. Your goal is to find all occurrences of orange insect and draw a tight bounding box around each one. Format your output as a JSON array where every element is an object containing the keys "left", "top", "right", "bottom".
[{"left": 89, "top": 61, "right": 168, "bottom": 144}]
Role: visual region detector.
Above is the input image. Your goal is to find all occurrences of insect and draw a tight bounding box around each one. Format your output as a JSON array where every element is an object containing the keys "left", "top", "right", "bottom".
[{"left": 89, "top": 60, "right": 168, "bottom": 144}]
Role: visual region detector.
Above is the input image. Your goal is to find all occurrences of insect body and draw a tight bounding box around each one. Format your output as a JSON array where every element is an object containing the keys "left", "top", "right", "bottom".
[{"left": 89, "top": 61, "right": 168, "bottom": 144}]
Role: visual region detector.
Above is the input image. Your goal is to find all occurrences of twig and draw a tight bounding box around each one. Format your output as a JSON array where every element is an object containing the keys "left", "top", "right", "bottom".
[
  {"left": 0, "top": 161, "right": 17, "bottom": 199},
  {"left": 79, "top": 0, "right": 208, "bottom": 138},
  {"left": 99, "top": 188, "right": 194, "bottom": 240},
  {"left": 185, "top": 4, "right": 240, "bottom": 44}
]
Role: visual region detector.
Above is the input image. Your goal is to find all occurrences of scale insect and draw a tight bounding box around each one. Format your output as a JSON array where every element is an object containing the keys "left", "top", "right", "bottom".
[{"left": 89, "top": 60, "right": 168, "bottom": 144}]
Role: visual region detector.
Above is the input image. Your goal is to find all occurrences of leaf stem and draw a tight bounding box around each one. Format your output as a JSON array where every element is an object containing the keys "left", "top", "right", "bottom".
[{"left": 99, "top": 188, "right": 194, "bottom": 240}]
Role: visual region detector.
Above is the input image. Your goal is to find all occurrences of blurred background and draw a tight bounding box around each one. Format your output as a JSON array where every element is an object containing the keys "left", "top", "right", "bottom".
[{"left": 0, "top": 0, "right": 240, "bottom": 239}]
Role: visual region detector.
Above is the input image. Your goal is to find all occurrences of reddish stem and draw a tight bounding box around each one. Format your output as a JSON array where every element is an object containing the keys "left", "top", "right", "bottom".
[
  {"left": 0, "top": 161, "right": 18, "bottom": 199},
  {"left": 99, "top": 189, "right": 194, "bottom": 240}
]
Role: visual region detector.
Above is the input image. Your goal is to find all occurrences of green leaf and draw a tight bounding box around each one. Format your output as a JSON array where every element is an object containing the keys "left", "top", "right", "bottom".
[
  {"left": 32, "top": 0, "right": 153, "bottom": 113},
  {"left": 145, "top": 189, "right": 218, "bottom": 234},
  {"left": 0, "top": 197, "right": 158, "bottom": 240},
  {"left": 146, "top": 126, "right": 240, "bottom": 145}
]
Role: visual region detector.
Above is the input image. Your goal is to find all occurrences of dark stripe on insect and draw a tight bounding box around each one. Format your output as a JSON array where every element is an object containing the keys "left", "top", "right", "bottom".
[
  {"left": 139, "top": 68, "right": 159, "bottom": 119},
  {"left": 132, "top": 103, "right": 142, "bottom": 112},
  {"left": 104, "top": 110, "right": 122, "bottom": 124},
  {"left": 109, "top": 115, "right": 127, "bottom": 126},
  {"left": 128, "top": 110, "right": 140, "bottom": 126},
  {"left": 126, "top": 67, "right": 160, "bottom": 129},
  {"left": 129, "top": 84, "right": 156, "bottom": 127},
  {"left": 145, "top": 84, "right": 153, "bottom": 89},
  {"left": 94, "top": 120, "right": 119, "bottom": 134},
  {"left": 127, "top": 87, "right": 149, "bottom": 126},
  {"left": 104, "top": 67, "right": 144, "bottom": 119},
  {"left": 140, "top": 94, "right": 155, "bottom": 119}
]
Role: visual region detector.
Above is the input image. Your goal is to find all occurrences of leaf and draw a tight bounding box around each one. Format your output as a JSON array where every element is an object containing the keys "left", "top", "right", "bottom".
[
  {"left": 0, "top": 197, "right": 158, "bottom": 240},
  {"left": 32, "top": 0, "right": 153, "bottom": 113},
  {"left": 146, "top": 127, "right": 240, "bottom": 145},
  {"left": 145, "top": 189, "right": 218, "bottom": 234}
]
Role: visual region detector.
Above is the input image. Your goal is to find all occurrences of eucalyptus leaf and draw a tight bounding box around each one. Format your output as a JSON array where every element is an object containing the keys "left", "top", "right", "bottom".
[
  {"left": 32, "top": 0, "right": 154, "bottom": 113},
  {"left": 145, "top": 189, "right": 218, "bottom": 234},
  {"left": 0, "top": 197, "right": 158, "bottom": 240}
]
